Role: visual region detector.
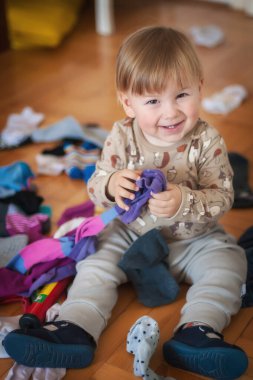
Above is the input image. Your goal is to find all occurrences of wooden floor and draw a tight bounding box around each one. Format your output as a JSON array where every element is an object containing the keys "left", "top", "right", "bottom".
[{"left": 0, "top": 0, "right": 253, "bottom": 379}]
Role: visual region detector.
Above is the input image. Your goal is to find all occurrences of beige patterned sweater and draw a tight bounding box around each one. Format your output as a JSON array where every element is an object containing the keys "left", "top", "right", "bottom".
[{"left": 87, "top": 117, "right": 234, "bottom": 241}]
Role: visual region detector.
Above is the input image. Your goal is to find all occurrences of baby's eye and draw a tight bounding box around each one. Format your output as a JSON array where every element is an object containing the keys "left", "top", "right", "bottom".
[
  {"left": 177, "top": 92, "right": 189, "bottom": 99},
  {"left": 146, "top": 99, "right": 158, "bottom": 105}
]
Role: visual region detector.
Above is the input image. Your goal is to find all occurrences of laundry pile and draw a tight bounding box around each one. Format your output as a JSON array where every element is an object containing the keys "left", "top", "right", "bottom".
[
  {"left": 0, "top": 161, "right": 50, "bottom": 249},
  {"left": 0, "top": 109, "right": 109, "bottom": 184},
  {"left": 35, "top": 139, "right": 101, "bottom": 182}
]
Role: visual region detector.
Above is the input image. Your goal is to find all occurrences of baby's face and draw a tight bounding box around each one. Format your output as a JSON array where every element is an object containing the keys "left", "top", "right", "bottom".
[{"left": 120, "top": 79, "right": 202, "bottom": 146}]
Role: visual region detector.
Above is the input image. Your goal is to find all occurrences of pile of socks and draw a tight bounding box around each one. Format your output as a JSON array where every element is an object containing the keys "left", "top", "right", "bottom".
[
  {"left": 0, "top": 170, "right": 169, "bottom": 299},
  {"left": 0, "top": 161, "right": 51, "bottom": 244},
  {"left": 64, "top": 141, "right": 101, "bottom": 181},
  {"left": 36, "top": 140, "right": 102, "bottom": 183},
  {"left": 0, "top": 108, "right": 109, "bottom": 185},
  {"left": 1, "top": 110, "right": 109, "bottom": 151},
  {"left": 0, "top": 199, "right": 98, "bottom": 299},
  {"left": 31, "top": 116, "right": 108, "bottom": 147},
  {"left": 0, "top": 107, "right": 44, "bottom": 149}
]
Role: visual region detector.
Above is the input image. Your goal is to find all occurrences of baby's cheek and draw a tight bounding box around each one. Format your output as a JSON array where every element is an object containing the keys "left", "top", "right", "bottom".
[{"left": 189, "top": 101, "right": 200, "bottom": 118}]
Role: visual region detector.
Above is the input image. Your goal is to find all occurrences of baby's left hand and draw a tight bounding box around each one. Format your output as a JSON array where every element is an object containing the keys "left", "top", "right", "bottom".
[{"left": 148, "top": 183, "right": 182, "bottom": 218}]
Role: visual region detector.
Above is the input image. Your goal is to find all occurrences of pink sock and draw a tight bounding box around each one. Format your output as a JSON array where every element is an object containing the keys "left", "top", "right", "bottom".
[{"left": 6, "top": 213, "right": 49, "bottom": 242}]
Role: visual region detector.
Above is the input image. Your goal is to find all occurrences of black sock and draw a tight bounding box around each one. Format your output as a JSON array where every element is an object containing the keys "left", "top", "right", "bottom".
[{"left": 228, "top": 152, "right": 253, "bottom": 208}]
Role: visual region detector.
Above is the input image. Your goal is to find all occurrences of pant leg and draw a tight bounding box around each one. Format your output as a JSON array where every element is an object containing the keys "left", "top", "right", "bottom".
[
  {"left": 167, "top": 226, "right": 247, "bottom": 332},
  {"left": 58, "top": 219, "right": 139, "bottom": 342}
]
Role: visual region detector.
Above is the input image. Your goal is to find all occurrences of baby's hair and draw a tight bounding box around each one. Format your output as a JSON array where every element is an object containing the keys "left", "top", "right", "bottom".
[{"left": 116, "top": 26, "right": 203, "bottom": 95}]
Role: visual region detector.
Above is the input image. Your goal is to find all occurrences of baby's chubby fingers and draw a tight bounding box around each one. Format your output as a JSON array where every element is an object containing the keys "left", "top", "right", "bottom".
[
  {"left": 118, "top": 175, "right": 140, "bottom": 193},
  {"left": 115, "top": 194, "right": 131, "bottom": 211},
  {"left": 107, "top": 169, "right": 141, "bottom": 199},
  {"left": 148, "top": 189, "right": 169, "bottom": 210},
  {"left": 148, "top": 183, "right": 182, "bottom": 217},
  {"left": 150, "top": 190, "right": 170, "bottom": 201},
  {"left": 109, "top": 169, "right": 142, "bottom": 210}
]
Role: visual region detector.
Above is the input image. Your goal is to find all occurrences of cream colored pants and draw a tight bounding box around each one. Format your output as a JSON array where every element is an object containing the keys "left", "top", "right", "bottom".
[{"left": 58, "top": 219, "right": 247, "bottom": 342}]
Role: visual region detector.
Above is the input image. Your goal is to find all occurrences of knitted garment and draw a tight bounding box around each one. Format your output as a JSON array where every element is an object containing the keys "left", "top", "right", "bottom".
[
  {"left": 0, "top": 234, "right": 28, "bottom": 267},
  {"left": 5, "top": 364, "right": 66, "bottom": 380},
  {"left": 6, "top": 235, "right": 96, "bottom": 274},
  {"left": 1, "top": 107, "right": 44, "bottom": 147},
  {"left": 74, "top": 207, "right": 119, "bottom": 243},
  {"left": 116, "top": 169, "right": 167, "bottom": 224},
  {"left": 118, "top": 229, "right": 179, "bottom": 307},
  {"left": 2, "top": 169, "right": 167, "bottom": 298},
  {"left": 57, "top": 200, "right": 95, "bottom": 227},
  {"left": 75, "top": 169, "right": 167, "bottom": 241},
  {"left": 229, "top": 152, "right": 253, "bottom": 208},
  {"left": 0, "top": 161, "right": 35, "bottom": 191},
  {"left": 239, "top": 226, "right": 253, "bottom": 307},
  {"left": 1, "top": 190, "right": 44, "bottom": 215},
  {"left": 127, "top": 316, "right": 175, "bottom": 380},
  {"left": 31, "top": 116, "right": 108, "bottom": 148}
]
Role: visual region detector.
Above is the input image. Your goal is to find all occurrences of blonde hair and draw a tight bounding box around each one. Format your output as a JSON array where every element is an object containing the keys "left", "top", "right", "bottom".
[{"left": 116, "top": 26, "right": 203, "bottom": 95}]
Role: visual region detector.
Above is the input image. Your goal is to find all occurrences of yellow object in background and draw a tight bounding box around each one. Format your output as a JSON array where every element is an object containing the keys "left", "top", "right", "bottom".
[{"left": 6, "top": 0, "right": 84, "bottom": 49}]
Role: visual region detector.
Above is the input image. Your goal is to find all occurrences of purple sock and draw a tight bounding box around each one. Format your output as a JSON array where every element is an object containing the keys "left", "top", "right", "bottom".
[
  {"left": 6, "top": 213, "right": 49, "bottom": 242},
  {"left": 57, "top": 200, "right": 95, "bottom": 226},
  {"left": 115, "top": 169, "right": 167, "bottom": 223}
]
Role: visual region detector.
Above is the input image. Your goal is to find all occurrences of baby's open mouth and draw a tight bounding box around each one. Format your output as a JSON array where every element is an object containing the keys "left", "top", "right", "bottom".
[{"left": 160, "top": 121, "right": 183, "bottom": 129}]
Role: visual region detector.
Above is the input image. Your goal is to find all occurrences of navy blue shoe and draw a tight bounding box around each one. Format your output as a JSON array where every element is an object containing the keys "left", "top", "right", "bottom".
[
  {"left": 163, "top": 325, "right": 248, "bottom": 380},
  {"left": 2, "top": 320, "right": 96, "bottom": 368}
]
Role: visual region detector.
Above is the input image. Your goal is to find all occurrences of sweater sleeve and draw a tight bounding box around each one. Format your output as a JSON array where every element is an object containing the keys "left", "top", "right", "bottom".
[
  {"left": 171, "top": 128, "right": 234, "bottom": 224},
  {"left": 87, "top": 121, "right": 129, "bottom": 208}
]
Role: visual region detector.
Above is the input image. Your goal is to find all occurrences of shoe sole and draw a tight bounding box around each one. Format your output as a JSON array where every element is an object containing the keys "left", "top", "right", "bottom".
[
  {"left": 163, "top": 339, "right": 248, "bottom": 380},
  {"left": 3, "top": 333, "right": 95, "bottom": 368}
]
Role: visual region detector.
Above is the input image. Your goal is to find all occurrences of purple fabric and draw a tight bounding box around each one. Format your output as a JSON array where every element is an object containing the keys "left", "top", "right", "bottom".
[
  {"left": 115, "top": 169, "right": 167, "bottom": 223},
  {"left": 75, "top": 207, "right": 119, "bottom": 243},
  {"left": 0, "top": 258, "right": 74, "bottom": 297},
  {"left": 0, "top": 236, "right": 97, "bottom": 297},
  {"left": 74, "top": 215, "right": 106, "bottom": 243},
  {"left": 7, "top": 169, "right": 166, "bottom": 274},
  {"left": 7, "top": 235, "right": 97, "bottom": 274},
  {"left": 6, "top": 212, "right": 49, "bottom": 242},
  {"left": 1, "top": 169, "right": 166, "bottom": 297},
  {"left": 70, "top": 235, "right": 98, "bottom": 261},
  {"left": 57, "top": 199, "right": 95, "bottom": 227},
  {"left": 0, "top": 267, "right": 34, "bottom": 296},
  {"left": 22, "top": 260, "right": 76, "bottom": 297},
  {"left": 7, "top": 236, "right": 75, "bottom": 274}
]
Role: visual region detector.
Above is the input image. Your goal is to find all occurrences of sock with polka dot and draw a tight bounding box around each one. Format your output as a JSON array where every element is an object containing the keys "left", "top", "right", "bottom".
[{"left": 127, "top": 316, "right": 175, "bottom": 380}]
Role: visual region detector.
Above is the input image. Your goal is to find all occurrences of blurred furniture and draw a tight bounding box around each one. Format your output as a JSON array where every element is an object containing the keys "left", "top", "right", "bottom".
[
  {"left": 95, "top": 0, "right": 115, "bottom": 35},
  {"left": 0, "top": 0, "right": 9, "bottom": 51}
]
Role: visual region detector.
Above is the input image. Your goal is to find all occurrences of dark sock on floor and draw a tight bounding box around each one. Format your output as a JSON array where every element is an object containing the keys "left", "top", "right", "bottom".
[
  {"left": 238, "top": 226, "right": 253, "bottom": 307},
  {"left": 229, "top": 152, "right": 253, "bottom": 208},
  {"left": 118, "top": 229, "right": 179, "bottom": 307}
]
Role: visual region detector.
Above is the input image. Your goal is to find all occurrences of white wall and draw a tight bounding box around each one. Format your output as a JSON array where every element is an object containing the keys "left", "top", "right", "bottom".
[{"left": 202, "top": 0, "right": 253, "bottom": 15}]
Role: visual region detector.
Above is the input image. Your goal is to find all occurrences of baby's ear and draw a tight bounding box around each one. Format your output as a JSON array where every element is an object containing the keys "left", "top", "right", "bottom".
[{"left": 118, "top": 92, "right": 135, "bottom": 118}]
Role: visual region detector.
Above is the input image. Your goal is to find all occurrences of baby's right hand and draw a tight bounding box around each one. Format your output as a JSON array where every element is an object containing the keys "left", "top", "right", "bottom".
[{"left": 107, "top": 169, "right": 141, "bottom": 210}]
